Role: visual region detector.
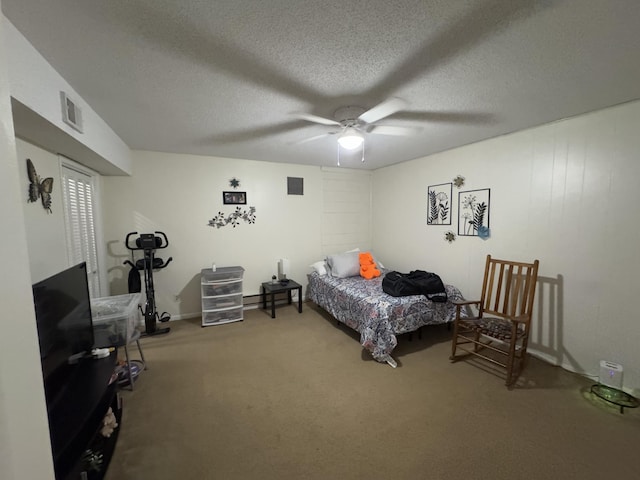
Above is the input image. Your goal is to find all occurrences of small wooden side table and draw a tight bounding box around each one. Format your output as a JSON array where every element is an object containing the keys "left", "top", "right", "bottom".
[{"left": 261, "top": 280, "right": 303, "bottom": 318}]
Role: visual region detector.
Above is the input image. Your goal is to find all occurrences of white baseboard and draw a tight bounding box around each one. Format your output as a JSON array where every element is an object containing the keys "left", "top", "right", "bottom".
[{"left": 168, "top": 312, "right": 201, "bottom": 321}]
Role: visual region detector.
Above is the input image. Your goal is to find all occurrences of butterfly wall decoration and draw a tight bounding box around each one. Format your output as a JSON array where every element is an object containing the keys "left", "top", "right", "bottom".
[{"left": 26, "top": 158, "right": 54, "bottom": 213}]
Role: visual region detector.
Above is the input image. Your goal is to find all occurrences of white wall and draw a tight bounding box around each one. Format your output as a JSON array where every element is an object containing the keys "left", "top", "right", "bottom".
[
  {"left": 3, "top": 15, "right": 132, "bottom": 176},
  {"left": 372, "top": 100, "right": 640, "bottom": 393},
  {"left": 15, "top": 139, "right": 109, "bottom": 293},
  {"left": 0, "top": 4, "right": 56, "bottom": 477},
  {"left": 321, "top": 167, "right": 373, "bottom": 255},
  {"left": 15, "top": 139, "right": 69, "bottom": 283},
  {"left": 0, "top": 16, "right": 130, "bottom": 478},
  {"left": 102, "top": 151, "right": 358, "bottom": 318}
]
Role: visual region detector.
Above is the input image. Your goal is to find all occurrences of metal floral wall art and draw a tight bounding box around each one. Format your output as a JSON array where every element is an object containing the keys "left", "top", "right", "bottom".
[
  {"left": 427, "top": 183, "right": 452, "bottom": 225},
  {"left": 208, "top": 206, "right": 256, "bottom": 229},
  {"left": 453, "top": 175, "right": 465, "bottom": 188},
  {"left": 445, "top": 231, "right": 456, "bottom": 243},
  {"left": 458, "top": 188, "right": 490, "bottom": 237},
  {"left": 26, "top": 158, "right": 54, "bottom": 213},
  {"left": 229, "top": 177, "right": 241, "bottom": 189}
]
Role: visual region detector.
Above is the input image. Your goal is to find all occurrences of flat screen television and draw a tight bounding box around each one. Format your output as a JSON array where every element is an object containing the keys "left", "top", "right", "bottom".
[{"left": 32, "top": 262, "right": 95, "bottom": 404}]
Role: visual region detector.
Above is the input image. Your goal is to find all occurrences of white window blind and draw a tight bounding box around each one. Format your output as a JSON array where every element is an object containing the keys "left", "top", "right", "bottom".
[{"left": 61, "top": 165, "right": 100, "bottom": 297}]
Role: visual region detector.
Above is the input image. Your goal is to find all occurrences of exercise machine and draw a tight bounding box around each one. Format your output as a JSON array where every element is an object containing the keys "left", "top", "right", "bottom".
[{"left": 124, "top": 231, "right": 173, "bottom": 336}]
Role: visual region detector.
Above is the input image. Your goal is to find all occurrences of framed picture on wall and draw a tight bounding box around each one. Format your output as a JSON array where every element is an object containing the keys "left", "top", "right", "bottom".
[
  {"left": 427, "top": 183, "right": 452, "bottom": 225},
  {"left": 222, "top": 191, "right": 247, "bottom": 205},
  {"left": 458, "top": 188, "right": 490, "bottom": 236}
]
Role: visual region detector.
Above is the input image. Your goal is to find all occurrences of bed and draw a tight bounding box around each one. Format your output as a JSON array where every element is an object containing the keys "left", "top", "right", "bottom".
[{"left": 307, "top": 268, "right": 464, "bottom": 366}]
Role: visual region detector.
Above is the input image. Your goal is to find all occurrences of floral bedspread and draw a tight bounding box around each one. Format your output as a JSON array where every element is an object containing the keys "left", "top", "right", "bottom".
[{"left": 307, "top": 270, "right": 464, "bottom": 362}]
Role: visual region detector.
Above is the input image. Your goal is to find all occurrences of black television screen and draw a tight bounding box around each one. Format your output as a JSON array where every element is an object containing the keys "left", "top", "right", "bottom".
[{"left": 32, "top": 262, "right": 95, "bottom": 403}]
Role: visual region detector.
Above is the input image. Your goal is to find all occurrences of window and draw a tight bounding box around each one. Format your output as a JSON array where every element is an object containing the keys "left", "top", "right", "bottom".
[{"left": 61, "top": 162, "right": 100, "bottom": 297}]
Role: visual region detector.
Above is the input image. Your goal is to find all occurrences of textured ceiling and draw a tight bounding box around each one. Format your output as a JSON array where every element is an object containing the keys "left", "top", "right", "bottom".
[{"left": 3, "top": 0, "right": 640, "bottom": 170}]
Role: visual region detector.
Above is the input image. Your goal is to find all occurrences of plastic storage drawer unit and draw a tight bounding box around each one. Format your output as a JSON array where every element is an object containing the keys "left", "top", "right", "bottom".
[
  {"left": 202, "top": 268, "right": 243, "bottom": 283},
  {"left": 202, "top": 307, "right": 244, "bottom": 326},
  {"left": 201, "top": 266, "right": 244, "bottom": 326},
  {"left": 201, "top": 281, "right": 243, "bottom": 297},
  {"left": 202, "top": 294, "right": 243, "bottom": 311}
]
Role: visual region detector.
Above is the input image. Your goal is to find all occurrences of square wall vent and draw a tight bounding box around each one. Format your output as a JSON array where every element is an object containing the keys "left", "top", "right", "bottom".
[
  {"left": 60, "top": 91, "right": 83, "bottom": 133},
  {"left": 287, "top": 177, "right": 304, "bottom": 195}
]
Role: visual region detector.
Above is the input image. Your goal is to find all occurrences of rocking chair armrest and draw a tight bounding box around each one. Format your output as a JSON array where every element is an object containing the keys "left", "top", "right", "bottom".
[
  {"left": 452, "top": 299, "right": 480, "bottom": 319},
  {"left": 452, "top": 299, "right": 480, "bottom": 307}
]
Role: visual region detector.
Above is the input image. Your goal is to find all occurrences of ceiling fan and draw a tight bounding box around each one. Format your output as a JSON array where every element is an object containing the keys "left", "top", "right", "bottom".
[{"left": 294, "top": 97, "right": 421, "bottom": 152}]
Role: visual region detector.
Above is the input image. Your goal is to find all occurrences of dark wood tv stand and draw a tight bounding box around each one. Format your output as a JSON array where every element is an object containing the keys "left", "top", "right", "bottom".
[{"left": 47, "top": 352, "right": 121, "bottom": 480}]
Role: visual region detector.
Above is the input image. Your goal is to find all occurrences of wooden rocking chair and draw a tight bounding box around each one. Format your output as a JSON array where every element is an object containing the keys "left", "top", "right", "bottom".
[{"left": 450, "top": 255, "right": 539, "bottom": 387}]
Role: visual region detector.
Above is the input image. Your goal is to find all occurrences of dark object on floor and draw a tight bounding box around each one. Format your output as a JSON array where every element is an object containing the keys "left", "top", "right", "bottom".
[
  {"left": 116, "top": 359, "right": 145, "bottom": 387},
  {"left": 590, "top": 384, "right": 639, "bottom": 414}
]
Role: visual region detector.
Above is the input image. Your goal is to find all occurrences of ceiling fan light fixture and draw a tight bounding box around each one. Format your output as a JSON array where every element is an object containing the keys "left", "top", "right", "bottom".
[{"left": 337, "top": 128, "right": 364, "bottom": 150}]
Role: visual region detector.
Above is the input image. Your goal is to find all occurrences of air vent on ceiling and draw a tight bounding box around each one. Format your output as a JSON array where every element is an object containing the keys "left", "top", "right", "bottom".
[{"left": 60, "top": 91, "right": 83, "bottom": 133}]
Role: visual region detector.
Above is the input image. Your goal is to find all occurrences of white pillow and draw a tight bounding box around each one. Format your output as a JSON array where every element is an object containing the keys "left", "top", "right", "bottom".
[
  {"left": 323, "top": 248, "right": 360, "bottom": 277},
  {"left": 326, "top": 251, "right": 360, "bottom": 278},
  {"left": 310, "top": 261, "right": 328, "bottom": 276}
]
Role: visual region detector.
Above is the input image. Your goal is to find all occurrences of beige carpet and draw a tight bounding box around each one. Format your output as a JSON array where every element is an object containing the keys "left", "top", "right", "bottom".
[{"left": 105, "top": 303, "right": 639, "bottom": 480}]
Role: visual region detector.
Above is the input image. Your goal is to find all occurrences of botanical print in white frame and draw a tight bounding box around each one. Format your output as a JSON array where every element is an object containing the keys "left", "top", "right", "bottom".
[
  {"left": 427, "top": 183, "right": 452, "bottom": 225},
  {"left": 458, "top": 188, "right": 490, "bottom": 236}
]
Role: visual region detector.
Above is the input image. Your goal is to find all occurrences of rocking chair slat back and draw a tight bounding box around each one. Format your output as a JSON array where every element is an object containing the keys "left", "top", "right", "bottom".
[{"left": 482, "top": 257, "right": 538, "bottom": 320}]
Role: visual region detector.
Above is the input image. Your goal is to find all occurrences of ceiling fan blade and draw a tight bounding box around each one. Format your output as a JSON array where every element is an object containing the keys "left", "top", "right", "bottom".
[
  {"left": 209, "top": 120, "right": 309, "bottom": 144},
  {"left": 391, "top": 111, "right": 497, "bottom": 125},
  {"left": 358, "top": 97, "right": 407, "bottom": 124},
  {"left": 291, "top": 131, "right": 338, "bottom": 145},
  {"left": 364, "top": 3, "right": 553, "bottom": 102},
  {"left": 368, "top": 125, "right": 422, "bottom": 136},
  {"left": 293, "top": 112, "right": 341, "bottom": 126}
]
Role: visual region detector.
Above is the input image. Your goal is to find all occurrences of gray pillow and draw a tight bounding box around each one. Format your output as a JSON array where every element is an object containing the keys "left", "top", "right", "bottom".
[{"left": 326, "top": 251, "right": 360, "bottom": 278}]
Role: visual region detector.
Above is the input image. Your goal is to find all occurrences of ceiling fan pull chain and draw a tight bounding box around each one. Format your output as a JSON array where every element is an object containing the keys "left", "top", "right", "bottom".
[
  {"left": 361, "top": 138, "right": 365, "bottom": 163},
  {"left": 337, "top": 144, "right": 341, "bottom": 166}
]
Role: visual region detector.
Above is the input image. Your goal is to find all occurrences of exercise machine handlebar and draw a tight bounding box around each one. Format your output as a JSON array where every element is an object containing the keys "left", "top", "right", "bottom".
[{"left": 125, "top": 231, "right": 170, "bottom": 251}]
